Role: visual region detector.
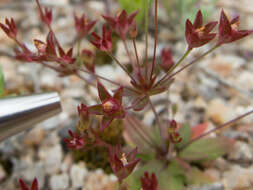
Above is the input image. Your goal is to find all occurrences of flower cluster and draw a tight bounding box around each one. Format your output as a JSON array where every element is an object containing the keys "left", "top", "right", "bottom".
[{"left": 185, "top": 9, "right": 252, "bottom": 50}]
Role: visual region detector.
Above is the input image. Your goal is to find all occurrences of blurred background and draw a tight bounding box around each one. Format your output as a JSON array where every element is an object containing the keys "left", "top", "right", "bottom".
[{"left": 1, "top": 0, "right": 253, "bottom": 189}]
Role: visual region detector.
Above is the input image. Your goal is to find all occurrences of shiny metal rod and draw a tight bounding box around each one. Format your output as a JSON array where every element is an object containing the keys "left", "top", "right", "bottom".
[{"left": 0, "top": 92, "right": 62, "bottom": 142}]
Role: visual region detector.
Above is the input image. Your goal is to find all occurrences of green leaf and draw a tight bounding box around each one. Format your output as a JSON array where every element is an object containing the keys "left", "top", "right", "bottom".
[
  {"left": 179, "top": 137, "right": 234, "bottom": 161},
  {"left": 0, "top": 66, "right": 4, "bottom": 97},
  {"left": 175, "top": 124, "right": 191, "bottom": 149},
  {"left": 186, "top": 167, "right": 214, "bottom": 185},
  {"left": 136, "top": 153, "right": 154, "bottom": 162},
  {"left": 159, "top": 161, "right": 186, "bottom": 190},
  {"left": 125, "top": 160, "right": 186, "bottom": 190},
  {"left": 125, "top": 160, "right": 163, "bottom": 190}
]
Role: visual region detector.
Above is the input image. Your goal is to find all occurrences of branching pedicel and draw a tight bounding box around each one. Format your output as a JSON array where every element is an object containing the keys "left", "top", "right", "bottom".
[{"left": 1, "top": 0, "right": 253, "bottom": 189}]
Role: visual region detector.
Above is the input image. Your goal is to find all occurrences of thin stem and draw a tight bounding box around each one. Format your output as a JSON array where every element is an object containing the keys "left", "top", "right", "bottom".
[
  {"left": 76, "top": 72, "right": 96, "bottom": 87},
  {"left": 131, "top": 114, "right": 160, "bottom": 148},
  {"left": 150, "top": 0, "right": 158, "bottom": 80},
  {"left": 160, "top": 49, "right": 191, "bottom": 84},
  {"left": 144, "top": 0, "right": 149, "bottom": 63},
  {"left": 127, "top": 115, "right": 157, "bottom": 149},
  {"left": 106, "top": 52, "right": 136, "bottom": 82},
  {"left": 122, "top": 39, "right": 135, "bottom": 69},
  {"left": 154, "top": 49, "right": 191, "bottom": 88},
  {"left": 77, "top": 67, "right": 140, "bottom": 94},
  {"left": 155, "top": 45, "right": 219, "bottom": 88},
  {"left": 182, "top": 109, "right": 253, "bottom": 150},
  {"left": 132, "top": 38, "right": 141, "bottom": 69},
  {"left": 77, "top": 40, "right": 81, "bottom": 56},
  {"left": 144, "top": 0, "right": 149, "bottom": 79},
  {"left": 168, "top": 45, "right": 219, "bottom": 80},
  {"left": 148, "top": 96, "right": 165, "bottom": 146},
  {"left": 168, "top": 142, "right": 174, "bottom": 159}
]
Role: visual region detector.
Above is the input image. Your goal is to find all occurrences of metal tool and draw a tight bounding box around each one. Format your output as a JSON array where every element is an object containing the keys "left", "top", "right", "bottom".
[{"left": 0, "top": 92, "right": 62, "bottom": 142}]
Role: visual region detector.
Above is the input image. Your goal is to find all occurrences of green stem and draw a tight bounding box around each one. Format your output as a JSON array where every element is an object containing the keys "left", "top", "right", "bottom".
[
  {"left": 77, "top": 40, "right": 81, "bottom": 56},
  {"left": 155, "top": 45, "right": 219, "bottom": 88},
  {"left": 154, "top": 48, "right": 191, "bottom": 88},
  {"left": 168, "top": 45, "right": 219, "bottom": 80}
]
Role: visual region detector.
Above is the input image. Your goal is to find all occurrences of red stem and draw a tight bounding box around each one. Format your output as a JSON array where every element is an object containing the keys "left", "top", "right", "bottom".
[
  {"left": 182, "top": 109, "right": 253, "bottom": 149},
  {"left": 132, "top": 38, "right": 141, "bottom": 70},
  {"left": 150, "top": 0, "right": 158, "bottom": 80}
]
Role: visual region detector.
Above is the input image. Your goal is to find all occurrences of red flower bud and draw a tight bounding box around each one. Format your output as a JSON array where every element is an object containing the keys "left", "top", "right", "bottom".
[
  {"left": 58, "top": 46, "right": 76, "bottom": 65},
  {"left": 102, "top": 10, "right": 138, "bottom": 40},
  {"left": 36, "top": 0, "right": 53, "bottom": 26},
  {"left": 91, "top": 25, "right": 112, "bottom": 52},
  {"left": 141, "top": 172, "right": 158, "bottom": 190},
  {"left": 0, "top": 18, "right": 17, "bottom": 39},
  {"left": 160, "top": 48, "right": 174, "bottom": 72},
  {"left": 19, "top": 178, "right": 39, "bottom": 190},
  {"left": 74, "top": 13, "right": 96, "bottom": 39}
]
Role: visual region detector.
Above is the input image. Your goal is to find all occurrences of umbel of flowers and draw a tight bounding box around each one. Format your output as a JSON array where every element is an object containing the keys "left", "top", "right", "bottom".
[{"left": 1, "top": 0, "right": 253, "bottom": 189}]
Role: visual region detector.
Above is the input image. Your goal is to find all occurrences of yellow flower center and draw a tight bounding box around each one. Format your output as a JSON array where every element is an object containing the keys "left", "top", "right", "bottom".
[
  {"left": 120, "top": 153, "right": 128, "bottom": 166},
  {"left": 102, "top": 101, "right": 115, "bottom": 112},
  {"left": 195, "top": 26, "right": 205, "bottom": 38}
]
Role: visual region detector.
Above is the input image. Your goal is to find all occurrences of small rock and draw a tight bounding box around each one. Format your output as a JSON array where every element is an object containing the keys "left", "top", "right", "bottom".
[
  {"left": 227, "top": 141, "right": 253, "bottom": 163},
  {"left": 207, "top": 98, "right": 235, "bottom": 125},
  {"left": 15, "top": 161, "right": 46, "bottom": 189},
  {"left": 23, "top": 127, "right": 45, "bottom": 147},
  {"left": 213, "top": 158, "right": 230, "bottom": 172},
  {"left": 61, "top": 154, "right": 73, "bottom": 173},
  {"left": 83, "top": 169, "right": 117, "bottom": 190},
  {"left": 50, "top": 173, "right": 69, "bottom": 190},
  {"left": 70, "top": 162, "right": 88, "bottom": 189},
  {"left": 188, "top": 183, "right": 224, "bottom": 190},
  {"left": 206, "top": 55, "right": 245, "bottom": 77},
  {"left": 0, "top": 165, "right": 6, "bottom": 182},
  {"left": 204, "top": 169, "right": 221, "bottom": 181},
  {"left": 40, "top": 0, "right": 69, "bottom": 5},
  {"left": 237, "top": 71, "right": 253, "bottom": 92},
  {"left": 223, "top": 165, "right": 253, "bottom": 189},
  {"left": 38, "top": 144, "right": 63, "bottom": 174}
]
